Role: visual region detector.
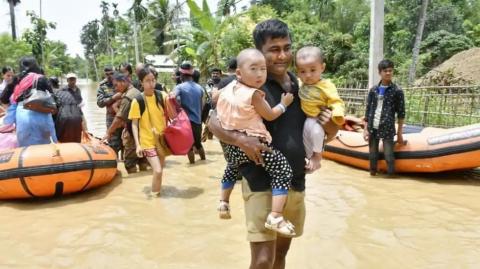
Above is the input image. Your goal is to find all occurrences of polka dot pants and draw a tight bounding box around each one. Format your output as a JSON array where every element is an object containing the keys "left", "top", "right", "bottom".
[{"left": 221, "top": 143, "right": 293, "bottom": 191}]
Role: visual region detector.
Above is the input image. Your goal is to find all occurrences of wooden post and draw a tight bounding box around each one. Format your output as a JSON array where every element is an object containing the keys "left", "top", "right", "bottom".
[{"left": 368, "top": 0, "right": 384, "bottom": 88}]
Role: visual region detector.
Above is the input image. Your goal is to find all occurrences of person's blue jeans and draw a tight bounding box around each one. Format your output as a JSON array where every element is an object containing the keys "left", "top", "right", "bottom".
[{"left": 368, "top": 129, "right": 395, "bottom": 174}]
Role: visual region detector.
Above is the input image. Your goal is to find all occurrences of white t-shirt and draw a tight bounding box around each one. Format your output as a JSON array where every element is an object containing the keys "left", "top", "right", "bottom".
[{"left": 373, "top": 85, "right": 388, "bottom": 129}]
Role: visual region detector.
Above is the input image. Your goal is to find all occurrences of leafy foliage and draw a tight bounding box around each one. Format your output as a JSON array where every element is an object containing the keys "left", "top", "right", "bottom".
[
  {"left": 419, "top": 30, "right": 474, "bottom": 72},
  {"left": 71, "top": 0, "right": 480, "bottom": 85},
  {"left": 22, "top": 11, "right": 56, "bottom": 66},
  {"left": 0, "top": 33, "right": 31, "bottom": 69}
]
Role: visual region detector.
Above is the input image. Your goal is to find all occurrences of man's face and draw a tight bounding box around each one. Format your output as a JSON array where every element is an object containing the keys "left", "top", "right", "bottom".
[
  {"left": 105, "top": 71, "right": 114, "bottom": 82},
  {"left": 259, "top": 36, "right": 292, "bottom": 77},
  {"left": 120, "top": 67, "right": 130, "bottom": 77},
  {"left": 67, "top": 77, "right": 76, "bottom": 88},
  {"left": 211, "top": 71, "right": 221, "bottom": 79},
  {"left": 379, "top": 67, "right": 394, "bottom": 83}
]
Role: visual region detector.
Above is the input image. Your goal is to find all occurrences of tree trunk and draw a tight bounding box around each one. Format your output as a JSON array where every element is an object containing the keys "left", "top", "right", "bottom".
[
  {"left": 139, "top": 25, "right": 144, "bottom": 61},
  {"left": 133, "top": 21, "right": 140, "bottom": 64},
  {"left": 408, "top": 0, "right": 429, "bottom": 86},
  {"left": 158, "top": 31, "right": 165, "bottom": 55},
  {"left": 92, "top": 55, "right": 99, "bottom": 81},
  {"left": 9, "top": 1, "right": 17, "bottom": 41}
]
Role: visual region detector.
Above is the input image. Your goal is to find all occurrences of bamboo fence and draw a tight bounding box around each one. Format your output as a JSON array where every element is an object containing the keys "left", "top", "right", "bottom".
[{"left": 338, "top": 85, "right": 480, "bottom": 128}]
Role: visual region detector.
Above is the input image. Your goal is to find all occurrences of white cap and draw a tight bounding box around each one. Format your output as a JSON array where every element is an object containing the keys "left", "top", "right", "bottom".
[{"left": 66, "top": 73, "right": 77, "bottom": 79}]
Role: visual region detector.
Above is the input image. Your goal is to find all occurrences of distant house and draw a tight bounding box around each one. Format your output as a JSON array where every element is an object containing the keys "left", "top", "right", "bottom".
[{"left": 144, "top": 55, "right": 176, "bottom": 73}]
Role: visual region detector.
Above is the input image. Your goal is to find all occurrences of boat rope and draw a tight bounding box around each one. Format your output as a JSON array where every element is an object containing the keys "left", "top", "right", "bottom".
[{"left": 334, "top": 134, "right": 369, "bottom": 148}]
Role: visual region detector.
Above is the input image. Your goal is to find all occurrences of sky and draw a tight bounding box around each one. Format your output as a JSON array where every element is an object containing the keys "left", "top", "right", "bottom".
[{"left": 0, "top": 0, "right": 251, "bottom": 57}]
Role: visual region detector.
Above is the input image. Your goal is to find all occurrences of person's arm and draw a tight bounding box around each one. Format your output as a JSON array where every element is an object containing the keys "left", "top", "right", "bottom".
[
  {"left": 103, "top": 116, "right": 125, "bottom": 140},
  {"left": 317, "top": 107, "right": 339, "bottom": 142},
  {"left": 81, "top": 115, "right": 88, "bottom": 132},
  {"left": 211, "top": 87, "right": 221, "bottom": 105},
  {"left": 97, "top": 86, "right": 121, "bottom": 108},
  {"left": 170, "top": 85, "right": 181, "bottom": 104},
  {"left": 251, "top": 91, "right": 294, "bottom": 121},
  {"left": 131, "top": 119, "right": 143, "bottom": 157},
  {"left": 363, "top": 91, "right": 373, "bottom": 141},
  {"left": 324, "top": 87, "right": 346, "bottom": 126},
  {"left": 207, "top": 110, "right": 270, "bottom": 165}
]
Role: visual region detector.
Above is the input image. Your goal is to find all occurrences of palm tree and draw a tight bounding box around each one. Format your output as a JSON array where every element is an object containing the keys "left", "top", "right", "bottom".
[
  {"left": 181, "top": 0, "right": 229, "bottom": 76},
  {"left": 150, "top": 0, "right": 176, "bottom": 54},
  {"left": 217, "top": 0, "right": 236, "bottom": 17},
  {"left": 129, "top": 0, "right": 148, "bottom": 63},
  {"left": 7, "top": 0, "right": 21, "bottom": 41}
]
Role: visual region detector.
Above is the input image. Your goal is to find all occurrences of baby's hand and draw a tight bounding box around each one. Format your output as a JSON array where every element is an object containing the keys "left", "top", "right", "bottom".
[
  {"left": 305, "top": 153, "right": 322, "bottom": 173},
  {"left": 281, "top": 93, "right": 294, "bottom": 106}
]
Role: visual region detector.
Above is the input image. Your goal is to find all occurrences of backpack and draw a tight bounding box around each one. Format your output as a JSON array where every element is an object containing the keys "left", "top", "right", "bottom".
[
  {"left": 135, "top": 89, "right": 165, "bottom": 115},
  {"left": 126, "top": 90, "right": 165, "bottom": 135}
]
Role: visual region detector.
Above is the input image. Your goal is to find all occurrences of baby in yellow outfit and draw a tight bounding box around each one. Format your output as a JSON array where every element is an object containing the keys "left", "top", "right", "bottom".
[{"left": 296, "top": 46, "right": 345, "bottom": 170}]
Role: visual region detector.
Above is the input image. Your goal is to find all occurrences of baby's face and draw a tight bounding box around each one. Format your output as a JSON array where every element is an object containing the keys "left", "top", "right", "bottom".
[
  {"left": 296, "top": 57, "right": 325, "bottom": 85},
  {"left": 238, "top": 57, "right": 267, "bottom": 89}
]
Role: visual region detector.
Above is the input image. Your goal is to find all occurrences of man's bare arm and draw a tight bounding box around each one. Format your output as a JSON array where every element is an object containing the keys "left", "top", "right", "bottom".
[
  {"left": 318, "top": 107, "right": 339, "bottom": 142},
  {"left": 207, "top": 110, "right": 269, "bottom": 165}
]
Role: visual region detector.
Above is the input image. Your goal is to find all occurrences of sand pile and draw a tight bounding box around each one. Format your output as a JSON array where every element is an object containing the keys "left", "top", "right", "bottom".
[{"left": 418, "top": 47, "right": 480, "bottom": 86}]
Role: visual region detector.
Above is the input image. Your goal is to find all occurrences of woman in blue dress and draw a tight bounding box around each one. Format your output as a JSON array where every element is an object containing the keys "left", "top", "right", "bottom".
[{"left": 2, "top": 56, "right": 57, "bottom": 147}]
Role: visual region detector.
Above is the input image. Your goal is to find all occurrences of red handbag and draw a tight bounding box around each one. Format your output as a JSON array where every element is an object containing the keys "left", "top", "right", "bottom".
[{"left": 163, "top": 97, "right": 194, "bottom": 155}]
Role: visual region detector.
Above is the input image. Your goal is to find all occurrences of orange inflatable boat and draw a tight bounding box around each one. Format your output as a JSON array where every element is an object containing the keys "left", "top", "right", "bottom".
[
  {"left": 323, "top": 124, "right": 480, "bottom": 173},
  {"left": 0, "top": 142, "right": 117, "bottom": 199}
]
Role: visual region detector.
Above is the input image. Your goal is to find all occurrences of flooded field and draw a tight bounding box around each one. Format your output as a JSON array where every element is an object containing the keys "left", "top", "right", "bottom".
[{"left": 1, "top": 83, "right": 479, "bottom": 268}]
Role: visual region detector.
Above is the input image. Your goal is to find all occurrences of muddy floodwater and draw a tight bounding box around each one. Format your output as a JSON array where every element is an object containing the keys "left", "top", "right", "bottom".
[{"left": 1, "top": 83, "right": 480, "bottom": 269}]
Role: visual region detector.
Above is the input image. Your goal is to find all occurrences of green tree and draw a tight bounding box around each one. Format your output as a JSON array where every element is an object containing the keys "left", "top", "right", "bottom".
[
  {"left": 220, "top": 5, "right": 277, "bottom": 60},
  {"left": 80, "top": 20, "right": 101, "bottom": 80},
  {"left": 408, "top": 0, "right": 429, "bottom": 85},
  {"left": 99, "top": 1, "right": 116, "bottom": 65},
  {"left": 0, "top": 33, "right": 31, "bottom": 69},
  {"left": 149, "top": 0, "right": 176, "bottom": 54},
  {"left": 463, "top": 19, "right": 480, "bottom": 46},
  {"left": 217, "top": 0, "right": 236, "bottom": 17},
  {"left": 43, "top": 40, "right": 74, "bottom": 77},
  {"left": 22, "top": 11, "right": 56, "bottom": 66},
  {"left": 419, "top": 30, "right": 474, "bottom": 73},
  {"left": 179, "top": 0, "right": 229, "bottom": 75},
  {"left": 129, "top": 0, "right": 149, "bottom": 62},
  {"left": 258, "top": 0, "right": 293, "bottom": 15}
]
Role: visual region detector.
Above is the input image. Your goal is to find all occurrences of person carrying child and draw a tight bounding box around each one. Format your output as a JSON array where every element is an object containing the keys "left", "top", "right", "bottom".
[
  {"left": 296, "top": 46, "right": 346, "bottom": 171},
  {"left": 215, "top": 48, "right": 296, "bottom": 237}
]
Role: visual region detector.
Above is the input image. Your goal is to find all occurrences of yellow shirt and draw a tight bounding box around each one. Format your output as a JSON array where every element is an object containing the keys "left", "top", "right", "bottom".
[
  {"left": 128, "top": 94, "right": 167, "bottom": 149},
  {"left": 299, "top": 79, "right": 345, "bottom": 126}
]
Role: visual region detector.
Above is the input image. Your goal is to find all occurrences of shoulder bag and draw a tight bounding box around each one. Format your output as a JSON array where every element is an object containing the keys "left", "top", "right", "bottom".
[{"left": 23, "top": 77, "right": 58, "bottom": 114}]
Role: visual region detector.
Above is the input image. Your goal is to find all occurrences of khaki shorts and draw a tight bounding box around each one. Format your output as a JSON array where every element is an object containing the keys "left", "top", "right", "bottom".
[{"left": 241, "top": 179, "right": 306, "bottom": 242}]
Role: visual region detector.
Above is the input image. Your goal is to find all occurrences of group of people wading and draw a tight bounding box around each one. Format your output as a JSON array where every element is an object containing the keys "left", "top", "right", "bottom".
[{"left": 0, "top": 18, "right": 407, "bottom": 269}]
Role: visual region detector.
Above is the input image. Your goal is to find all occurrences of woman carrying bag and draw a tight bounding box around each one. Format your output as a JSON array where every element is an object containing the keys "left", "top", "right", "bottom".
[
  {"left": 2, "top": 56, "right": 57, "bottom": 147},
  {"left": 128, "top": 67, "right": 170, "bottom": 197}
]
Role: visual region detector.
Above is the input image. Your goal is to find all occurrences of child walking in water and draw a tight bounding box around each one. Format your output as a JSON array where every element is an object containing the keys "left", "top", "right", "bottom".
[
  {"left": 216, "top": 48, "right": 296, "bottom": 236},
  {"left": 129, "top": 67, "right": 170, "bottom": 197},
  {"left": 296, "top": 46, "right": 346, "bottom": 170}
]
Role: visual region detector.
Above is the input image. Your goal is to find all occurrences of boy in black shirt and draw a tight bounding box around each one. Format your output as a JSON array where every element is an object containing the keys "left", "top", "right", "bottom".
[{"left": 363, "top": 59, "right": 406, "bottom": 176}]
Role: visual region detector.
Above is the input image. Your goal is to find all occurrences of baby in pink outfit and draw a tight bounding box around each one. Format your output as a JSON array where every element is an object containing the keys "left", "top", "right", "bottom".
[{"left": 216, "top": 48, "right": 296, "bottom": 236}]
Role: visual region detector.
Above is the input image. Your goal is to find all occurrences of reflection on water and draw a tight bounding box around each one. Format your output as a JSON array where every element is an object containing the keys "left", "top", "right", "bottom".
[
  {"left": 1, "top": 82, "right": 480, "bottom": 268},
  {"left": 80, "top": 80, "right": 106, "bottom": 137}
]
